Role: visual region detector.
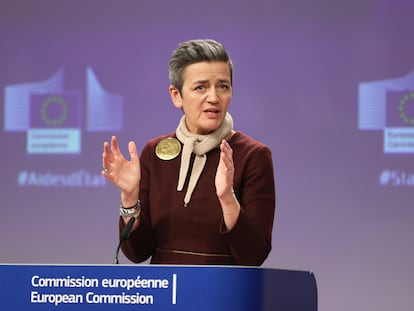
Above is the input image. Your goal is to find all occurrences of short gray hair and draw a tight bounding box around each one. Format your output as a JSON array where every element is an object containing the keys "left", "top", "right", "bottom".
[{"left": 168, "top": 39, "right": 233, "bottom": 93}]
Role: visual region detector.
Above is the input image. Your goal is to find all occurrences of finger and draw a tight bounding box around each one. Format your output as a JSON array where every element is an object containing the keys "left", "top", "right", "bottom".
[
  {"left": 220, "top": 140, "right": 233, "bottom": 167},
  {"left": 221, "top": 139, "right": 233, "bottom": 155},
  {"left": 128, "top": 141, "right": 138, "bottom": 162},
  {"left": 103, "top": 141, "right": 112, "bottom": 158},
  {"left": 223, "top": 157, "right": 234, "bottom": 174},
  {"left": 110, "top": 135, "right": 123, "bottom": 157},
  {"left": 102, "top": 141, "right": 113, "bottom": 170}
]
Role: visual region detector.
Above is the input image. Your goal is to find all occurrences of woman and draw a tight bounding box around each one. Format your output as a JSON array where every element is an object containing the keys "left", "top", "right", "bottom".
[{"left": 102, "top": 39, "right": 276, "bottom": 265}]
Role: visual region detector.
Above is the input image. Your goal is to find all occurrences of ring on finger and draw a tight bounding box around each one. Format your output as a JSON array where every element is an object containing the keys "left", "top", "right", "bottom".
[{"left": 104, "top": 166, "right": 113, "bottom": 173}]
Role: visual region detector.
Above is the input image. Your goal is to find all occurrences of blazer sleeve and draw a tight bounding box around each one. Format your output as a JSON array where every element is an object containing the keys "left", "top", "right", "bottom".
[
  {"left": 221, "top": 145, "right": 276, "bottom": 266},
  {"left": 120, "top": 142, "right": 156, "bottom": 263}
]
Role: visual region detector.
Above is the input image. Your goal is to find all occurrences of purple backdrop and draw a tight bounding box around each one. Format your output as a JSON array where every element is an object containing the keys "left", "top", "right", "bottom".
[{"left": 1, "top": 1, "right": 413, "bottom": 310}]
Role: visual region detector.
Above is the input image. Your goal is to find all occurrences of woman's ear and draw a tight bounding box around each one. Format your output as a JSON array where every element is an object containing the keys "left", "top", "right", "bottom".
[{"left": 169, "top": 85, "right": 183, "bottom": 108}]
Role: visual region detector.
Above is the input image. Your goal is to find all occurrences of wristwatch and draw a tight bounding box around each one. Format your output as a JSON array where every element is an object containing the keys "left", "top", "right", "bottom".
[{"left": 119, "top": 200, "right": 141, "bottom": 217}]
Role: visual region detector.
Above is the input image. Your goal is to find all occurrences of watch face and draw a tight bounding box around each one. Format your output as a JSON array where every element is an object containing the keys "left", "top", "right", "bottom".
[{"left": 120, "top": 207, "right": 138, "bottom": 217}]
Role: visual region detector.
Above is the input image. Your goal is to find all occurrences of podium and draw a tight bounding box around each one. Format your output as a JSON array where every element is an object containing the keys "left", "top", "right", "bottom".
[{"left": 0, "top": 264, "right": 317, "bottom": 310}]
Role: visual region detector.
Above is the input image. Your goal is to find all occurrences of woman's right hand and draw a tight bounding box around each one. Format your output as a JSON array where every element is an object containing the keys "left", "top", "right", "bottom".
[{"left": 102, "top": 136, "right": 141, "bottom": 207}]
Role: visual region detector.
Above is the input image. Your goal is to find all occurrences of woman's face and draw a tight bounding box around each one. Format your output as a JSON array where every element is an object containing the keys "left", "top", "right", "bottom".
[{"left": 170, "top": 61, "right": 232, "bottom": 135}]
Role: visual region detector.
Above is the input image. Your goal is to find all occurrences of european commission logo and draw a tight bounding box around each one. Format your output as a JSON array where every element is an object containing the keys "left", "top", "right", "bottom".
[
  {"left": 3, "top": 67, "right": 123, "bottom": 154},
  {"left": 359, "top": 70, "right": 414, "bottom": 154}
]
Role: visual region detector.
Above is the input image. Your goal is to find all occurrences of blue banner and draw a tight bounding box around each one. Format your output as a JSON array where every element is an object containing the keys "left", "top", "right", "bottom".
[{"left": 0, "top": 265, "right": 316, "bottom": 311}]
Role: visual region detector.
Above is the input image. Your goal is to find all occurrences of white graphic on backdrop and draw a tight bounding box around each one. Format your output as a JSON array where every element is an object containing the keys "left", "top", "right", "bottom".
[
  {"left": 360, "top": 71, "right": 414, "bottom": 187},
  {"left": 3, "top": 67, "right": 124, "bottom": 154},
  {"left": 359, "top": 70, "right": 414, "bottom": 154}
]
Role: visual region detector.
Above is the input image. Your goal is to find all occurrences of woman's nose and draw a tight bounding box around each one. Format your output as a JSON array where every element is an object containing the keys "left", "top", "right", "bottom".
[{"left": 207, "top": 87, "right": 219, "bottom": 103}]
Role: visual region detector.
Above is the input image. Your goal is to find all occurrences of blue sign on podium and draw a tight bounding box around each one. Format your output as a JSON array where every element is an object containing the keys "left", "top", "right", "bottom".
[{"left": 0, "top": 264, "right": 317, "bottom": 310}]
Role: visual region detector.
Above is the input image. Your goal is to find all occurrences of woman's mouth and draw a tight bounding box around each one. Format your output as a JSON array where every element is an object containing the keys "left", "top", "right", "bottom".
[{"left": 204, "top": 108, "right": 219, "bottom": 117}]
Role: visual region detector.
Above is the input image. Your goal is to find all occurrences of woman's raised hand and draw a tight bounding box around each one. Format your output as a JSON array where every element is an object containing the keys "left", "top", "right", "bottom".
[{"left": 102, "top": 136, "right": 141, "bottom": 206}]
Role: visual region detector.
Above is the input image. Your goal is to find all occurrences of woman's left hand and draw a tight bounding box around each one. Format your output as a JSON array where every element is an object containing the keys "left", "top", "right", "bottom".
[{"left": 215, "top": 139, "right": 235, "bottom": 199}]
